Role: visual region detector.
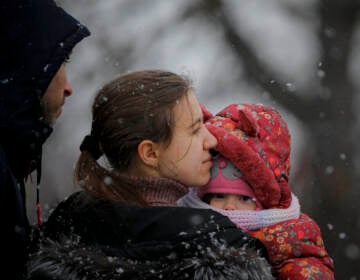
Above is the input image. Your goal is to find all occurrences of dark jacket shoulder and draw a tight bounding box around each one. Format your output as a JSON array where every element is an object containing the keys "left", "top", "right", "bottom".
[
  {"left": 34, "top": 191, "right": 274, "bottom": 279},
  {"left": 28, "top": 237, "right": 274, "bottom": 280},
  {"left": 43, "top": 191, "right": 267, "bottom": 255}
]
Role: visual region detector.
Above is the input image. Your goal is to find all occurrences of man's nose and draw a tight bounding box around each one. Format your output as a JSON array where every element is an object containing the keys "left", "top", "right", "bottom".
[{"left": 65, "top": 80, "right": 73, "bottom": 97}]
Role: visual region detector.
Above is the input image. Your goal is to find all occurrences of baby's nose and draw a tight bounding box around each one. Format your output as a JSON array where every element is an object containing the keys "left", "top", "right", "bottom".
[{"left": 224, "top": 199, "right": 237, "bottom": 210}]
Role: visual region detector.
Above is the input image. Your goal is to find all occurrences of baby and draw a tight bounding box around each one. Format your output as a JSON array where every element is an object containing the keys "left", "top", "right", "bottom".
[{"left": 178, "top": 103, "right": 335, "bottom": 280}]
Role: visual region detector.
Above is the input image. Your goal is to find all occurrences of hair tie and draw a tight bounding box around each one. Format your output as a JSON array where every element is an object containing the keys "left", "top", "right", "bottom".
[{"left": 80, "top": 135, "right": 103, "bottom": 160}]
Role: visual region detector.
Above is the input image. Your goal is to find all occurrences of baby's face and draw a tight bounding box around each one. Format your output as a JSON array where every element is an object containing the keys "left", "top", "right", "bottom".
[{"left": 209, "top": 193, "right": 256, "bottom": 210}]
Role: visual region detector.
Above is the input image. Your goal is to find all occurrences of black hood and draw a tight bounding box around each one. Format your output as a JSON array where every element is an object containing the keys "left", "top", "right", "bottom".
[{"left": 0, "top": 0, "right": 90, "bottom": 180}]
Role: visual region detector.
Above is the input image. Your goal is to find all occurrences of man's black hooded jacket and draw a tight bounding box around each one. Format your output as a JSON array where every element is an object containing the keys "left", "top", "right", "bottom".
[{"left": 0, "top": 0, "right": 90, "bottom": 278}]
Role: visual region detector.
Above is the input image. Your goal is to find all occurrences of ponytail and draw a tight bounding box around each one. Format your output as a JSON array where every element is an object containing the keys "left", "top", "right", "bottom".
[{"left": 74, "top": 151, "right": 147, "bottom": 207}]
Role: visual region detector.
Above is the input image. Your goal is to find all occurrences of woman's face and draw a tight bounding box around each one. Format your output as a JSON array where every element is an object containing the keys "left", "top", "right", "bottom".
[{"left": 157, "top": 91, "right": 217, "bottom": 187}]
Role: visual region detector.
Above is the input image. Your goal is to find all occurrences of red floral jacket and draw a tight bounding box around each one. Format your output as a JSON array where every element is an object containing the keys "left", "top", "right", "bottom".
[{"left": 248, "top": 213, "right": 334, "bottom": 280}]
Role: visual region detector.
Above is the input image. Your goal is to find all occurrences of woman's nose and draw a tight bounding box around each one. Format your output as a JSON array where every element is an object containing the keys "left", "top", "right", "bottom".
[{"left": 204, "top": 127, "right": 218, "bottom": 150}]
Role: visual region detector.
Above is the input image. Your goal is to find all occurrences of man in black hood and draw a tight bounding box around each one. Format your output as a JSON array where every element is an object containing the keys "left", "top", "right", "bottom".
[{"left": 0, "top": 0, "right": 90, "bottom": 278}]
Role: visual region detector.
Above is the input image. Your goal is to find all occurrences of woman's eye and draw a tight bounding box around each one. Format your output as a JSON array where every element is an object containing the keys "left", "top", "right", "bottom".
[{"left": 193, "top": 125, "right": 202, "bottom": 134}]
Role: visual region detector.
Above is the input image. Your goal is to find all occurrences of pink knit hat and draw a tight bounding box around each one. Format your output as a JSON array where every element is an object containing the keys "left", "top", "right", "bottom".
[
  {"left": 202, "top": 103, "right": 292, "bottom": 209},
  {"left": 197, "top": 155, "right": 264, "bottom": 210}
]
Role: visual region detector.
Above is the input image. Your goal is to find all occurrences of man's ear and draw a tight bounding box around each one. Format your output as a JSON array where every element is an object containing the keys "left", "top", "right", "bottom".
[{"left": 137, "top": 140, "right": 160, "bottom": 168}]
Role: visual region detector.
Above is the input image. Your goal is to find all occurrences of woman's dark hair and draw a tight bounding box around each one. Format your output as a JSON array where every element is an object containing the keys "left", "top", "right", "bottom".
[{"left": 75, "top": 70, "right": 192, "bottom": 206}]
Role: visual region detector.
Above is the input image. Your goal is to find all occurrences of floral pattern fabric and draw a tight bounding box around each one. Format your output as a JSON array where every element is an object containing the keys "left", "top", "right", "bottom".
[{"left": 248, "top": 213, "right": 334, "bottom": 280}]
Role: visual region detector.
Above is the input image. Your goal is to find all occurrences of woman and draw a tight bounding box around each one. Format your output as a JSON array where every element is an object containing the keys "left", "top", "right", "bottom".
[{"left": 28, "top": 70, "right": 273, "bottom": 279}]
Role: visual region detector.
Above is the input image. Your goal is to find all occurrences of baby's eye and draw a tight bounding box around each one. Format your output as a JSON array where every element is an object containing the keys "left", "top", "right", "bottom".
[
  {"left": 240, "top": 195, "right": 254, "bottom": 203},
  {"left": 214, "top": 193, "right": 225, "bottom": 199}
]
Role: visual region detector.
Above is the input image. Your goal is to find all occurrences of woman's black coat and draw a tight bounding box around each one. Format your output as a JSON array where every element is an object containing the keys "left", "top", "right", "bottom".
[
  {"left": 28, "top": 191, "right": 274, "bottom": 279},
  {"left": 0, "top": 0, "right": 89, "bottom": 278}
]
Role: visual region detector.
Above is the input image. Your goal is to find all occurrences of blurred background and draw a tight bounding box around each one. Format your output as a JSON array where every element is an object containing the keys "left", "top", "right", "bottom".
[{"left": 28, "top": 0, "right": 360, "bottom": 278}]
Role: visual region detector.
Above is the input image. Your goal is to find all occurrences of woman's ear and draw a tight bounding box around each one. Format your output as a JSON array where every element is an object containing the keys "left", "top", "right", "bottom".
[{"left": 137, "top": 140, "right": 160, "bottom": 168}]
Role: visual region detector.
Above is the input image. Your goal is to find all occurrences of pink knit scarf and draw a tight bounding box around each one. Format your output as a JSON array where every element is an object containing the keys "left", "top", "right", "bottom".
[
  {"left": 129, "top": 176, "right": 189, "bottom": 206},
  {"left": 177, "top": 188, "right": 300, "bottom": 230}
]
